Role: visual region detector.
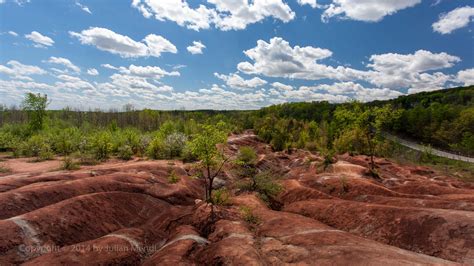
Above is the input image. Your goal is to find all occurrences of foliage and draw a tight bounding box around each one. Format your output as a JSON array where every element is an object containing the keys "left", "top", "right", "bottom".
[
  {"left": 91, "top": 131, "right": 112, "bottom": 161},
  {"left": 61, "top": 156, "right": 80, "bottom": 170},
  {"left": 239, "top": 171, "right": 282, "bottom": 204},
  {"left": 188, "top": 124, "right": 228, "bottom": 202},
  {"left": 240, "top": 206, "right": 261, "bottom": 225},
  {"left": 118, "top": 145, "right": 133, "bottom": 160},
  {"left": 22, "top": 93, "right": 49, "bottom": 132},
  {"left": 1, "top": 88, "right": 472, "bottom": 170},
  {"left": 20, "top": 134, "right": 53, "bottom": 161},
  {"left": 167, "top": 169, "right": 180, "bottom": 184},
  {"left": 0, "top": 164, "right": 11, "bottom": 173},
  {"left": 235, "top": 146, "right": 258, "bottom": 178},
  {"left": 211, "top": 188, "right": 231, "bottom": 206},
  {"left": 163, "top": 132, "right": 187, "bottom": 158}
]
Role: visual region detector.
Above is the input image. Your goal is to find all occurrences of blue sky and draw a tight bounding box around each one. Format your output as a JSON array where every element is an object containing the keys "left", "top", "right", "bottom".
[{"left": 0, "top": 0, "right": 473, "bottom": 110}]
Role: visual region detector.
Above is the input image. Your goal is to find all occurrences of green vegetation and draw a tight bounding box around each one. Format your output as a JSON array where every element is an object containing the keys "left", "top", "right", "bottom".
[
  {"left": 211, "top": 188, "right": 231, "bottom": 206},
  {"left": 61, "top": 157, "right": 80, "bottom": 171},
  {"left": 235, "top": 146, "right": 283, "bottom": 204},
  {"left": 239, "top": 206, "right": 261, "bottom": 225},
  {"left": 188, "top": 124, "right": 228, "bottom": 203},
  {"left": 0, "top": 86, "right": 471, "bottom": 179},
  {"left": 167, "top": 169, "right": 180, "bottom": 184},
  {"left": 0, "top": 164, "right": 11, "bottom": 173},
  {"left": 22, "top": 93, "right": 49, "bottom": 132}
]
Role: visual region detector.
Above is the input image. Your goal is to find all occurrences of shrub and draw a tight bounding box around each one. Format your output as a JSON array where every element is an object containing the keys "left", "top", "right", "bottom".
[
  {"left": 51, "top": 127, "right": 81, "bottom": 155},
  {"left": 237, "top": 146, "right": 258, "bottom": 165},
  {"left": 147, "top": 135, "right": 165, "bottom": 159},
  {"left": 333, "top": 127, "right": 367, "bottom": 155},
  {"left": 91, "top": 131, "right": 112, "bottom": 161},
  {"left": 321, "top": 149, "right": 336, "bottom": 170},
  {"left": 21, "top": 135, "right": 53, "bottom": 161},
  {"left": 340, "top": 176, "right": 349, "bottom": 194},
  {"left": 212, "top": 188, "right": 231, "bottom": 206},
  {"left": 181, "top": 144, "right": 198, "bottom": 163},
  {"left": 37, "top": 149, "right": 54, "bottom": 161},
  {"left": 235, "top": 146, "right": 258, "bottom": 178},
  {"left": 118, "top": 145, "right": 133, "bottom": 160},
  {"left": 0, "top": 164, "right": 11, "bottom": 173},
  {"left": 240, "top": 206, "right": 261, "bottom": 225},
  {"left": 167, "top": 169, "right": 180, "bottom": 184},
  {"left": 0, "top": 131, "right": 20, "bottom": 151},
  {"left": 62, "top": 157, "right": 80, "bottom": 170},
  {"left": 163, "top": 132, "right": 187, "bottom": 158},
  {"left": 239, "top": 171, "right": 282, "bottom": 204}
]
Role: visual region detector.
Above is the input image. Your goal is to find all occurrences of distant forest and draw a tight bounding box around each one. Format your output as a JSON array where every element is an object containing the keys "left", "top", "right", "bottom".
[{"left": 0, "top": 86, "right": 472, "bottom": 161}]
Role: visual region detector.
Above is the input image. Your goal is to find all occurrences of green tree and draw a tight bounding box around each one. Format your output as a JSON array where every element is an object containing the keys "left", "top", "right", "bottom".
[
  {"left": 22, "top": 93, "right": 49, "bottom": 131},
  {"left": 358, "top": 105, "right": 401, "bottom": 170},
  {"left": 188, "top": 124, "right": 228, "bottom": 203}
]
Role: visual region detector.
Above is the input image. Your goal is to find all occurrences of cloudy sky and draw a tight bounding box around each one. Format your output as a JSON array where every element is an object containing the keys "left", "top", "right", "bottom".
[{"left": 0, "top": 0, "right": 473, "bottom": 110}]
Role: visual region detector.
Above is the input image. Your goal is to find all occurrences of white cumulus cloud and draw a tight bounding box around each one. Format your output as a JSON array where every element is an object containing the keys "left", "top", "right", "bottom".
[
  {"left": 132, "top": 0, "right": 295, "bottom": 31},
  {"left": 321, "top": 0, "right": 421, "bottom": 22},
  {"left": 187, "top": 41, "right": 206, "bottom": 54},
  {"left": 297, "top": 0, "right": 317, "bottom": 8},
  {"left": 214, "top": 73, "right": 267, "bottom": 90},
  {"left": 457, "top": 68, "right": 474, "bottom": 86},
  {"left": 46, "top": 56, "right": 81, "bottom": 73},
  {"left": 69, "top": 27, "right": 177, "bottom": 58},
  {"left": 237, "top": 37, "right": 364, "bottom": 81},
  {"left": 0, "top": 60, "right": 46, "bottom": 80},
  {"left": 87, "top": 68, "right": 99, "bottom": 76},
  {"left": 432, "top": 6, "right": 474, "bottom": 34},
  {"left": 25, "top": 31, "right": 54, "bottom": 47}
]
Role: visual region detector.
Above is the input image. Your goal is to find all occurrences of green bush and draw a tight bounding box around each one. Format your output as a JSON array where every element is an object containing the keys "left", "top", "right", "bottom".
[
  {"left": 51, "top": 127, "right": 81, "bottom": 155},
  {"left": 235, "top": 146, "right": 258, "bottom": 178},
  {"left": 147, "top": 135, "right": 165, "bottom": 159},
  {"left": 21, "top": 135, "right": 53, "bottom": 161},
  {"left": 91, "top": 131, "right": 112, "bottom": 161},
  {"left": 163, "top": 132, "right": 187, "bottom": 158},
  {"left": 167, "top": 169, "right": 180, "bottom": 184},
  {"left": 240, "top": 206, "right": 261, "bottom": 225},
  {"left": 180, "top": 144, "right": 198, "bottom": 163},
  {"left": 0, "top": 131, "right": 20, "bottom": 151},
  {"left": 239, "top": 171, "right": 282, "bottom": 204},
  {"left": 61, "top": 156, "right": 80, "bottom": 170},
  {"left": 118, "top": 145, "right": 133, "bottom": 160}
]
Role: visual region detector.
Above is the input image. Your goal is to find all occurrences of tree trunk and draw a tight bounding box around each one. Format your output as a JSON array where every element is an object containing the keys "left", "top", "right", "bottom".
[{"left": 206, "top": 165, "right": 212, "bottom": 202}]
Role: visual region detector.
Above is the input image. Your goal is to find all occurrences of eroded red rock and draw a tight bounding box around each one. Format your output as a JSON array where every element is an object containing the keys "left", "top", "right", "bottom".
[{"left": 0, "top": 133, "right": 472, "bottom": 264}]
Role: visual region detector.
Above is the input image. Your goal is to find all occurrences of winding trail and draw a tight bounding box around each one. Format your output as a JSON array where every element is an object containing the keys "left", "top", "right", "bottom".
[{"left": 383, "top": 132, "right": 474, "bottom": 163}]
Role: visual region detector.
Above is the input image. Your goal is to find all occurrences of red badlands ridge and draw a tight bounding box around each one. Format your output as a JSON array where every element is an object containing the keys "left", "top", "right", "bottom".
[{"left": 0, "top": 133, "right": 473, "bottom": 265}]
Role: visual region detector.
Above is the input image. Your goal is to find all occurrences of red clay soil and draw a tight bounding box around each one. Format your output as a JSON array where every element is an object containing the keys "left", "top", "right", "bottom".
[{"left": 0, "top": 133, "right": 472, "bottom": 265}]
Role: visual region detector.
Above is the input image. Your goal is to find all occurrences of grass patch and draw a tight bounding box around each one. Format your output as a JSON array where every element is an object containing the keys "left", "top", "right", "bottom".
[
  {"left": 211, "top": 188, "right": 231, "bottom": 206},
  {"left": 167, "top": 169, "right": 180, "bottom": 184},
  {"left": 61, "top": 157, "right": 80, "bottom": 171},
  {"left": 0, "top": 164, "right": 11, "bottom": 174},
  {"left": 240, "top": 206, "right": 261, "bottom": 225}
]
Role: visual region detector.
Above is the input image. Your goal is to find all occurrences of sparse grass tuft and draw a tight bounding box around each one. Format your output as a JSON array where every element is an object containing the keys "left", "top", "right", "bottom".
[
  {"left": 167, "top": 169, "right": 180, "bottom": 184},
  {"left": 240, "top": 206, "right": 261, "bottom": 225},
  {"left": 0, "top": 164, "right": 11, "bottom": 174},
  {"left": 212, "top": 188, "right": 231, "bottom": 206},
  {"left": 61, "top": 157, "right": 80, "bottom": 171}
]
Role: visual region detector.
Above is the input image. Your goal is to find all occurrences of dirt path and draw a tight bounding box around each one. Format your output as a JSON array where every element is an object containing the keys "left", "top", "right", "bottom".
[{"left": 383, "top": 132, "right": 474, "bottom": 163}]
